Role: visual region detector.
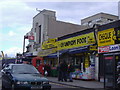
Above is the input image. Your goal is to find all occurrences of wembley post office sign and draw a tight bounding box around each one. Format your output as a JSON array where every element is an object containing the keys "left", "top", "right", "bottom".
[
  {"left": 57, "top": 32, "right": 96, "bottom": 50},
  {"left": 98, "top": 28, "right": 116, "bottom": 47}
]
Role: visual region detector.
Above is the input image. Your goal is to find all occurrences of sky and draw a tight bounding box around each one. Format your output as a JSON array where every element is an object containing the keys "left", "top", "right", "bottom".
[{"left": 0, "top": 0, "right": 120, "bottom": 57}]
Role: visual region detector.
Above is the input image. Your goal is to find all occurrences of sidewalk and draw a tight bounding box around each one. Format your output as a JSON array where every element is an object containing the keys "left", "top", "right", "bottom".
[{"left": 47, "top": 77, "right": 104, "bottom": 90}]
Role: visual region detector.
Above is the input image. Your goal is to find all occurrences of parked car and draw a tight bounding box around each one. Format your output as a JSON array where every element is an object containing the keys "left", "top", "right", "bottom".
[{"left": 1, "top": 64, "right": 51, "bottom": 90}]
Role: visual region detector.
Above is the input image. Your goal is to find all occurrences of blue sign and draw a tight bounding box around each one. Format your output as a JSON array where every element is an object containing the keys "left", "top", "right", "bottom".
[{"left": 109, "top": 44, "right": 120, "bottom": 52}]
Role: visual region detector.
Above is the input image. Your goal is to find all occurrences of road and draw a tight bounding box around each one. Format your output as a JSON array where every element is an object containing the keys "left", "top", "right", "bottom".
[
  {"left": 0, "top": 81, "right": 89, "bottom": 90},
  {"left": 50, "top": 82, "right": 90, "bottom": 90}
]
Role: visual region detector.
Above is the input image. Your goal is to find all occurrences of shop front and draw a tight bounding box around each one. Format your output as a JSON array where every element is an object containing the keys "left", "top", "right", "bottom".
[
  {"left": 98, "top": 20, "right": 120, "bottom": 89},
  {"left": 57, "top": 28, "right": 97, "bottom": 80},
  {"left": 98, "top": 45, "right": 120, "bottom": 89},
  {"left": 67, "top": 46, "right": 97, "bottom": 80},
  {"left": 37, "top": 47, "right": 57, "bottom": 76}
]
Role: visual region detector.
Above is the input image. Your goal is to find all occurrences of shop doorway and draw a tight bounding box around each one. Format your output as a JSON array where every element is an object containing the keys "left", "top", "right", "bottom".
[{"left": 103, "top": 53, "right": 120, "bottom": 89}]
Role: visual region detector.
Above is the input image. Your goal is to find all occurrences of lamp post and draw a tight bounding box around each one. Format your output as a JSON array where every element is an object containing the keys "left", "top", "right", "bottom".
[
  {"left": 23, "top": 35, "right": 28, "bottom": 55},
  {"left": 1, "top": 51, "right": 4, "bottom": 59},
  {"left": 23, "top": 36, "right": 25, "bottom": 55}
]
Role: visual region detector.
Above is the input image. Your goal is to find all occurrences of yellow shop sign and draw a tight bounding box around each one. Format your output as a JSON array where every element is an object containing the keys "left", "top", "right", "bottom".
[
  {"left": 42, "top": 38, "right": 57, "bottom": 50},
  {"left": 42, "top": 42, "right": 57, "bottom": 50},
  {"left": 98, "top": 28, "right": 116, "bottom": 47},
  {"left": 57, "top": 32, "right": 96, "bottom": 50}
]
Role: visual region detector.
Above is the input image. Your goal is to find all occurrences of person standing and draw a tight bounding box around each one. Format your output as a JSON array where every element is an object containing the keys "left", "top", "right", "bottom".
[
  {"left": 57, "top": 62, "right": 62, "bottom": 81},
  {"left": 68, "top": 62, "right": 74, "bottom": 82},
  {"left": 60, "top": 60, "right": 68, "bottom": 82}
]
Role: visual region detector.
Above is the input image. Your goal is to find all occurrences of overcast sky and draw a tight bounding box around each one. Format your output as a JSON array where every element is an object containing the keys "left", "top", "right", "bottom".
[{"left": 0, "top": 0, "right": 119, "bottom": 57}]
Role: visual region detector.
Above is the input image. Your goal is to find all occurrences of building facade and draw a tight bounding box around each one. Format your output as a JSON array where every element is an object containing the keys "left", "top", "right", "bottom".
[
  {"left": 24, "top": 10, "right": 119, "bottom": 82},
  {"left": 97, "top": 20, "right": 120, "bottom": 89},
  {"left": 118, "top": 1, "right": 120, "bottom": 19},
  {"left": 81, "top": 12, "right": 119, "bottom": 28},
  {"left": 25, "top": 9, "right": 87, "bottom": 56}
]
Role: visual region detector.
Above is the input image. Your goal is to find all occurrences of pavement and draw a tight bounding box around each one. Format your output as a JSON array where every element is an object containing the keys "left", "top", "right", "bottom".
[{"left": 47, "top": 76, "right": 104, "bottom": 90}]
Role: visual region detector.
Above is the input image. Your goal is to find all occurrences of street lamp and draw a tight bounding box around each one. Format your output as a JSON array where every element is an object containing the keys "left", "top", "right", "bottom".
[
  {"left": 1, "top": 51, "right": 4, "bottom": 59},
  {"left": 23, "top": 35, "right": 28, "bottom": 55}
]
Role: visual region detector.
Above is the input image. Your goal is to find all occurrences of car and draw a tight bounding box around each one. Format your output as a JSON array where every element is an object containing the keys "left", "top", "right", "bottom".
[{"left": 1, "top": 64, "right": 51, "bottom": 90}]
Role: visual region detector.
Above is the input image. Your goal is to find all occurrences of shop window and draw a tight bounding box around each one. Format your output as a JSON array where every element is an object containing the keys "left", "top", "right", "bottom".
[{"left": 39, "top": 25, "right": 41, "bottom": 43}]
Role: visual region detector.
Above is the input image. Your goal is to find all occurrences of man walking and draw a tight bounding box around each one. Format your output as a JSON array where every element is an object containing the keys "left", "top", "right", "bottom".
[
  {"left": 68, "top": 62, "right": 74, "bottom": 82},
  {"left": 60, "top": 60, "right": 68, "bottom": 82}
]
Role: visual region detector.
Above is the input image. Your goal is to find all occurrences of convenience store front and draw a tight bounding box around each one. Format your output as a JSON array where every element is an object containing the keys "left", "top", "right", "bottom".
[
  {"left": 97, "top": 20, "right": 120, "bottom": 89},
  {"left": 57, "top": 28, "right": 97, "bottom": 80}
]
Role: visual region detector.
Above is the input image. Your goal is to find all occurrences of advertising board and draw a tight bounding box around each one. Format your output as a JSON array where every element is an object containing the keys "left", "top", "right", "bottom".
[
  {"left": 57, "top": 32, "right": 96, "bottom": 50},
  {"left": 98, "top": 28, "right": 116, "bottom": 47},
  {"left": 98, "top": 44, "right": 120, "bottom": 53}
]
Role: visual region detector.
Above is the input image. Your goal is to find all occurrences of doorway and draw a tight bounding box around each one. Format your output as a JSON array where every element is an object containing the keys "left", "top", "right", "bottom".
[{"left": 103, "top": 53, "right": 120, "bottom": 89}]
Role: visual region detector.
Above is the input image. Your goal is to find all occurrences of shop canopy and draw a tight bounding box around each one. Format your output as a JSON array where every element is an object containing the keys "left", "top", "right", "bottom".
[
  {"left": 46, "top": 46, "right": 88, "bottom": 58},
  {"left": 46, "top": 49, "right": 68, "bottom": 58},
  {"left": 68, "top": 46, "right": 88, "bottom": 54}
]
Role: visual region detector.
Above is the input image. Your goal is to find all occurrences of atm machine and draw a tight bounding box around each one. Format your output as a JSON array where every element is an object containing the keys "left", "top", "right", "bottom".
[{"left": 103, "top": 53, "right": 120, "bottom": 89}]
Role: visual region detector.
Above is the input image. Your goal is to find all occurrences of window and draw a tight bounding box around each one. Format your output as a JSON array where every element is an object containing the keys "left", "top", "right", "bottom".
[{"left": 39, "top": 25, "right": 41, "bottom": 43}]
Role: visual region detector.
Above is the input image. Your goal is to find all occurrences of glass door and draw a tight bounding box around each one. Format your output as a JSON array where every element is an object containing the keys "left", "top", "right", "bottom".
[
  {"left": 104, "top": 55, "right": 115, "bottom": 89},
  {"left": 104, "top": 53, "right": 120, "bottom": 89}
]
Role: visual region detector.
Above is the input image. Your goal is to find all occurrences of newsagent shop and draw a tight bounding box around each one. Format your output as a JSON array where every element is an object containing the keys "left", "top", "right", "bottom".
[
  {"left": 55, "top": 27, "right": 98, "bottom": 80},
  {"left": 98, "top": 20, "right": 120, "bottom": 89},
  {"left": 39, "top": 27, "right": 98, "bottom": 80}
]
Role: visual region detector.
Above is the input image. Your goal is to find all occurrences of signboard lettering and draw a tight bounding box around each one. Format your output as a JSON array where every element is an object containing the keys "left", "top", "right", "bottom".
[
  {"left": 98, "top": 28, "right": 116, "bottom": 47},
  {"left": 42, "top": 38, "right": 57, "bottom": 50},
  {"left": 98, "top": 44, "right": 120, "bottom": 53},
  {"left": 58, "top": 32, "right": 96, "bottom": 50},
  {"left": 98, "top": 46, "right": 110, "bottom": 53}
]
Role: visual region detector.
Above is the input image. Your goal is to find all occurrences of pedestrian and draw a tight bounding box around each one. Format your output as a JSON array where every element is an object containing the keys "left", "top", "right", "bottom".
[
  {"left": 46, "top": 64, "right": 51, "bottom": 76},
  {"left": 60, "top": 60, "right": 68, "bottom": 82},
  {"left": 44, "top": 64, "right": 48, "bottom": 76},
  {"left": 68, "top": 62, "right": 74, "bottom": 82},
  {"left": 57, "top": 62, "right": 62, "bottom": 81}
]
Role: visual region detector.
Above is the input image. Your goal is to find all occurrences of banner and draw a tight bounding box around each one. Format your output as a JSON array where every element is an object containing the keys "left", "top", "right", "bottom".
[
  {"left": 98, "top": 28, "right": 116, "bottom": 47},
  {"left": 57, "top": 32, "right": 96, "bottom": 50}
]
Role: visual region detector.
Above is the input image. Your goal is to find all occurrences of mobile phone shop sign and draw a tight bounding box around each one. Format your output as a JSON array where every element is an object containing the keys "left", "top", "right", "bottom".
[{"left": 98, "top": 44, "right": 120, "bottom": 53}]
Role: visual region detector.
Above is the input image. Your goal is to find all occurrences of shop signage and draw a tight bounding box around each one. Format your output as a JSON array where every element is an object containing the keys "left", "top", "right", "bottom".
[
  {"left": 104, "top": 56, "right": 113, "bottom": 60},
  {"left": 109, "top": 44, "right": 120, "bottom": 52},
  {"left": 28, "top": 36, "right": 34, "bottom": 42},
  {"left": 58, "top": 32, "right": 96, "bottom": 50},
  {"left": 42, "top": 38, "right": 57, "bottom": 50},
  {"left": 98, "top": 28, "right": 116, "bottom": 47},
  {"left": 98, "top": 46, "right": 110, "bottom": 53},
  {"left": 89, "top": 45, "right": 97, "bottom": 51},
  {"left": 98, "top": 44, "right": 120, "bottom": 53}
]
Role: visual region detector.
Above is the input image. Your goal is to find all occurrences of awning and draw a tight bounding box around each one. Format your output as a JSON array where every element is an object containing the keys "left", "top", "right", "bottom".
[
  {"left": 38, "top": 48, "right": 57, "bottom": 57},
  {"left": 46, "top": 49, "right": 68, "bottom": 58},
  {"left": 68, "top": 46, "right": 88, "bottom": 54},
  {"left": 46, "top": 46, "right": 88, "bottom": 58}
]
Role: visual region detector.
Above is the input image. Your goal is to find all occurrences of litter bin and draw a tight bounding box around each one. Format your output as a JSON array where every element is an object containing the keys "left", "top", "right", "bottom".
[{"left": 51, "top": 69, "right": 58, "bottom": 77}]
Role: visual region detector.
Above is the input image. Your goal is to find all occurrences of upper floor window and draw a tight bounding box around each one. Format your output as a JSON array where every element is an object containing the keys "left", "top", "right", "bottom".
[{"left": 39, "top": 25, "right": 41, "bottom": 43}]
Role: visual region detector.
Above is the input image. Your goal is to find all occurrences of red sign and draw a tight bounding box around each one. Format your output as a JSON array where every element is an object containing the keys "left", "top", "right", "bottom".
[
  {"left": 28, "top": 36, "right": 34, "bottom": 40},
  {"left": 98, "top": 46, "right": 110, "bottom": 53},
  {"left": 105, "top": 57, "right": 113, "bottom": 60}
]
